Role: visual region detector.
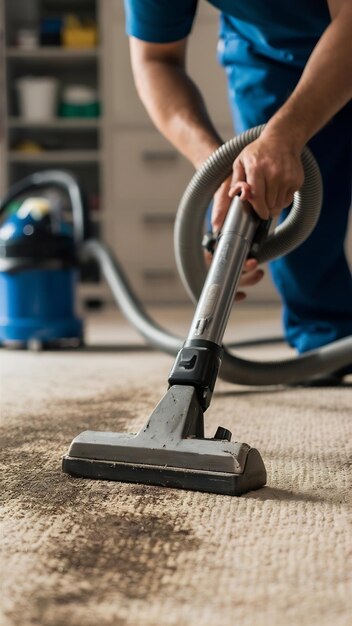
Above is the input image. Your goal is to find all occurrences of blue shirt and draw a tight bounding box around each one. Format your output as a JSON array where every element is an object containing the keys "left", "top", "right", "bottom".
[{"left": 124, "top": 1, "right": 331, "bottom": 68}]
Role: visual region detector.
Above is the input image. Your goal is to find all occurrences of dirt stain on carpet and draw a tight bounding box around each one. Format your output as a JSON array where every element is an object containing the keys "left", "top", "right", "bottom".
[{"left": 2, "top": 391, "right": 201, "bottom": 625}]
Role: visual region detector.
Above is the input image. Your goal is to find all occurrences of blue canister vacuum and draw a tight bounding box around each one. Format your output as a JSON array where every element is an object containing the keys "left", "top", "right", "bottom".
[{"left": 0, "top": 171, "right": 89, "bottom": 349}]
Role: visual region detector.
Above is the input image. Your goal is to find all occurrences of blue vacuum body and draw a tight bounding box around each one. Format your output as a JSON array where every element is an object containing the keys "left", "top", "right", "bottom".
[
  {"left": 0, "top": 173, "right": 87, "bottom": 349},
  {"left": 0, "top": 268, "right": 82, "bottom": 346}
]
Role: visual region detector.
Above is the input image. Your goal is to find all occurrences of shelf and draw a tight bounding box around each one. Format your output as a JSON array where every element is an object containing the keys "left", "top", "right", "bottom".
[
  {"left": 9, "top": 150, "right": 101, "bottom": 163},
  {"left": 6, "top": 47, "right": 100, "bottom": 60},
  {"left": 8, "top": 117, "right": 101, "bottom": 129}
]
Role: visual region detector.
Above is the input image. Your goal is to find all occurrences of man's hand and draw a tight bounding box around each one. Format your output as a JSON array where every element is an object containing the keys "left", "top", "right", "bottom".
[
  {"left": 211, "top": 175, "right": 233, "bottom": 234},
  {"left": 211, "top": 135, "right": 305, "bottom": 231},
  {"left": 229, "top": 134, "right": 304, "bottom": 220},
  {"left": 235, "top": 258, "right": 264, "bottom": 301},
  {"left": 209, "top": 133, "right": 305, "bottom": 299}
]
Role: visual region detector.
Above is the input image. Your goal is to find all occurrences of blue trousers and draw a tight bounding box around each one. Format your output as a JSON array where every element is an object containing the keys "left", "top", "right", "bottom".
[{"left": 220, "top": 38, "right": 352, "bottom": 353}]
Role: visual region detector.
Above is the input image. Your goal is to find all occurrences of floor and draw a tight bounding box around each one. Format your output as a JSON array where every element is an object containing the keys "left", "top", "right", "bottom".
[{"left": 1, "top": 304, "right": 351, "bottom": 626}]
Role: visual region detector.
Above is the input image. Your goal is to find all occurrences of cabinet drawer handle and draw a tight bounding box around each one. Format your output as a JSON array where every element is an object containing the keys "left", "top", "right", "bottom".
[
  {"left": 141, "top": 149, "right": 178, "bottom": 162},
  {"left": 142, "top": 269, "right": 177, "bottom": 281},
  {"left": 142, "top": 213, "right": 175, "bottom": 226}
]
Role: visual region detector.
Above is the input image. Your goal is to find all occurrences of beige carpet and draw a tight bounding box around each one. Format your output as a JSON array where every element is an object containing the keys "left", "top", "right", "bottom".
[{"left": 1, "top": 306, "right": 351, "bottom": 626}]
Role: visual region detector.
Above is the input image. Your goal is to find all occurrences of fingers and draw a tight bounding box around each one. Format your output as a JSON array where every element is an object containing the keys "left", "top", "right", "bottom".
[
  {"left": 211, "top": 176, "right": 232, "bottom": 233},
  {"left": 245, "top": 169, "right": 269, "bottom": 219},
  {"left": 227, "top": 138, "right": 305, "bottom": 221},
  {"left": 277, "top": 187, "right": 296, "bottom": 210},
  {"left": 228, "top": 181, "right": 252, "bottom": 202},
  {"left": 243, "top": 258, "right": 258, "bottom": 273},
  {"left": 229, "top": 160, "right": 255, "bottom": 204},
  {"left": 235, "top": 262, "right": 264, "bottom": 300},
  {"left": 203, "top": 249, "right": 213, "bottom": 268},
  {"left": 265, "top": 180, "right": 279, "bottom": 214},
  {"left": 211, "top": 135, "right": 304, "bottom": 254},
  {"left": 240, "top": 258, "right": 264, "bottom": 290},
  {"left": 229, "top": 159, "right": 246, "bottom": 194},
  {"left": 206, "top": 249, "right": 263, "bottom": 302},
  {"left": 229, "top": 156, "right": 270, "bottom": 220},
  {"left": 239, "top": 266, "right": 264, "bottom": 287}
]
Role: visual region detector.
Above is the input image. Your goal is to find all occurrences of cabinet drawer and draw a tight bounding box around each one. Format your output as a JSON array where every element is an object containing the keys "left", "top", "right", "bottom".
[
  {"left": 126, "top": 262, "right": 279, "bottom": 304},
  {"left": 125, "top": 265, "right": 188, "bottom": 303},
  {"left": 112, "top": 130, "right": 195, "bottom": 203},
  {"left": 108, "top": 214, "right": 279, "bottom": 304},
  {"left": 110, "top": 21, "right": 153, "bottom": 127},
  {"left": 112, "top": 209, "right": 176, "bottom": 268}
]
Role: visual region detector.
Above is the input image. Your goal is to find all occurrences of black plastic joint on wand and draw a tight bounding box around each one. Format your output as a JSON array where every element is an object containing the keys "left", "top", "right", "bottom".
[{"left": 168, "top": 340, "right": 223, "bottom": 410}]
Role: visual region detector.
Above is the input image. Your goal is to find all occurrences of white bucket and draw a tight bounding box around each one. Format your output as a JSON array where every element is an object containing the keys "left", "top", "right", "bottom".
[{"left": 16, "top": 76, "right": 59, "bottom": 121}]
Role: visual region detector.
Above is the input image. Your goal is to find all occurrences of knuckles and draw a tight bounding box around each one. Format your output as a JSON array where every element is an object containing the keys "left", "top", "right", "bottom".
[{"left": 228, "top": 146, "right": 304, "bottom": 220}]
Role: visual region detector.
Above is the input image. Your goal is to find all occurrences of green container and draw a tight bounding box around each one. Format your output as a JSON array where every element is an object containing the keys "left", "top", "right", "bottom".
[{"left": 58, "top": 101, "right": 100, "bottom": 118}]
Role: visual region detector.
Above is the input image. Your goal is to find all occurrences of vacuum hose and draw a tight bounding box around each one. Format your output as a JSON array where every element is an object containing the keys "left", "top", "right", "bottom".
[{"left": 85, "top": 125, "right": 351, "bottom": 385}]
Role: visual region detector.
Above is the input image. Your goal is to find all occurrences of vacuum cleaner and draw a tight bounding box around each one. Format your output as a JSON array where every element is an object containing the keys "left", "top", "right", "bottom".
[
  {"left": 63, "top": 193, "right": 268, "bottom": 495},
  {"left": 0, "top": 170, "right": 88, "bottom": 349},
  {"left": 61, "top": 126, "right": 352, "bottom": 496}
]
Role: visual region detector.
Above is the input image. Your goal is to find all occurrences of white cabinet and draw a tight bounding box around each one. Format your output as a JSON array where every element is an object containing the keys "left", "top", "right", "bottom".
[
  {"left": 109, "top": 20, "right": 152, "bottom": 127},
  {"left": 107, "top": 130, "right": 195, "bottom": 301},
  {"left": 109, "top": 5, "right": 232, "bottom": 129},
  {"left": 110, "top": 131, "right": 193, "bottom": 204},
  {"left": 187, "top": 17, "right": 233, "bottom": 129}
]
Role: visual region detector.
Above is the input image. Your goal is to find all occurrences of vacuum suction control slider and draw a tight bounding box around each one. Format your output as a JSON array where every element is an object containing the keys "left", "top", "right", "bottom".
[{"left": 168, "top": 340, "right": 222, "bottom": 409}]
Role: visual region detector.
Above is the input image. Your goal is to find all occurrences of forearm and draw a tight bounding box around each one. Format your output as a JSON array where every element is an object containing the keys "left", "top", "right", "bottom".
[
  {"left": 130, "top": 40, "right": 222, "bottom": 168},
  {"left": 263, "top": 3, "right": 352, "bottom": 148}
]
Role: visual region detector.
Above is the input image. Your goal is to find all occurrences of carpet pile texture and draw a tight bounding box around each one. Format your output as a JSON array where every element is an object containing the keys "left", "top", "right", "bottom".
[{"left": 1, "top": 307, "right": 351, "bottom": 626}]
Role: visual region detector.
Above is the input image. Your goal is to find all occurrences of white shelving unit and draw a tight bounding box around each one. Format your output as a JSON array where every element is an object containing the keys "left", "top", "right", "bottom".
[
  {"left": 8, "top": 117, "right": 100, "bottom": 128},
  {"left": 5, "top": 46, "right": 100, "bottom": 58},
  {"left": 8, "top": 150, "right": 101, "bottom": 162},
  {"left": 1, "top": 0, "right": 105, "bottom": 300}
]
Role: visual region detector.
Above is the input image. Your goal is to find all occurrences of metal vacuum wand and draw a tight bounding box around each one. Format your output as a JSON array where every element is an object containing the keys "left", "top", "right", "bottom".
[
  {"left": 168, "top": 196, "right": 260, "bottom": 411},
  {"left": 188, "top": 196, "right": 259, "bottom": 345}
]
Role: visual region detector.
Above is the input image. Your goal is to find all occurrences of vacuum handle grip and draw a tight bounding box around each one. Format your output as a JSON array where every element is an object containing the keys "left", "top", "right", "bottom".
[{"left": 0, "top": 170, "right": 90, "bottom": 243}]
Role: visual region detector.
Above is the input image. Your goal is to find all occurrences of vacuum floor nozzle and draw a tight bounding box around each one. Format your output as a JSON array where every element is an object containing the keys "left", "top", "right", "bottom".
[{"left": 62, "top": 385, "right": 267, "bottom": 496}]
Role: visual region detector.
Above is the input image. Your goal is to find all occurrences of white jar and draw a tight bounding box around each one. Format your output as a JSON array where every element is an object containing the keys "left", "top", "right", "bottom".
[{"left": 16, "top": 76, "right": 59, "bottom": 121}]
